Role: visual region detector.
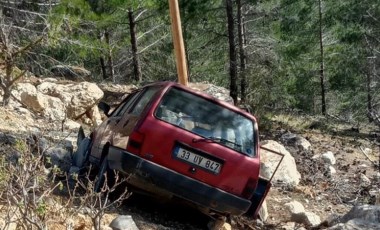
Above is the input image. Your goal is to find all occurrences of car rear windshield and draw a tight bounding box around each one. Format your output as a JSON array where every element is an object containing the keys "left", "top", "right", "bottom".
[{"left": 155, "top": 87, "right": 256, "bottom": 157}]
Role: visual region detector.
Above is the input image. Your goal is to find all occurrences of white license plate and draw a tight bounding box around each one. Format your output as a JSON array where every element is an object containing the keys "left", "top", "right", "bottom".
[{"left": 175, "top": 147, "right": 222, "bottom": 174}]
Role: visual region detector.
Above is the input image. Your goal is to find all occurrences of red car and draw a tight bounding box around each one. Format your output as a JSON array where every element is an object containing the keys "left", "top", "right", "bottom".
[{"left": 73, "top": 81, "right": 274, "bottom": 219}]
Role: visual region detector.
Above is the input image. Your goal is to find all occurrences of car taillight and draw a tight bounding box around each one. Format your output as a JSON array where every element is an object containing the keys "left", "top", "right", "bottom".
[
  {"left": 126, "top": 131, "right": 145, "bottom": 155},
  {"left": 242, "top": 177, "right": 257, "bottom": 199}
]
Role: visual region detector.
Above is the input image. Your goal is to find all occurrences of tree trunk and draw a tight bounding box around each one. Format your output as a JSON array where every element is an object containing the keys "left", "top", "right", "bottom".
[
  {"left": 367, "top": 56, "right": 375, "bottom": 122},
  {"left": 99, "top": 57, "right": 107, "bottom": 80},
  {"left": 128, "top": 9, "right": 142, "bottom": 83},
  {"left": 2, "top": 57, "right": 13, "bottom": 106},
  {"left": 226, "top": 0, "right": 238, "bottom": 105},
  {"left": 98, "top": 32, "right": 108, "bottom": 80},
  {"left": 237, "top": 0, "right": 246, "bottom": 104},
  {"left": 104, "top": 30, "right": 114, "bottom": 82},
  {"left": 318, "top": 0, "right": 326, "bottom": 115}
]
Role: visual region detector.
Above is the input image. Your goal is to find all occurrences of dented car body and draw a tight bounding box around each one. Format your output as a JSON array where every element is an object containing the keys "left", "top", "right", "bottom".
[{"left": 75, "top": 81, "right": 278, "bottom": 218}]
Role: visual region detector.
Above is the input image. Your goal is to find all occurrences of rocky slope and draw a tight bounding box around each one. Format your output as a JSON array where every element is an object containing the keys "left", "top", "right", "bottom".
[{"left": 0, "top": 79, "right": 379, "bottom": 230}]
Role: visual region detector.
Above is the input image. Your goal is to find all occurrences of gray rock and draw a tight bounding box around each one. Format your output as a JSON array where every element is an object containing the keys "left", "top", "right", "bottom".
[
  {"left": 280, "top": 133, "right": 311, "bottom": 151},
  {"left": 0, "top": 132, "right": 17, "bottom": 145},
  {"left": 322, "top": 151, "right": 336, "bottom": 165},
  {"left": 260, "top": 140, "right": 301, "bottom": 187},
  {"left": 328, "top": 219, "right": 380, "bottom": 230},
  {"left": 291, "top": 211, "right": 321, "bottom": 227},
  {"left": 44, "top": 146, "right": 72, "bottom": 172},
  {"left": 258, "top": 200, "right": 269, "bottom": 222},
  {"left": 328, "top": 205, "right": 380, "bottom": 230},
  {"left": 285, "top": 200, "right": 305, "bottom": 214},
  {"left": 109, "top": 215, "right": 139, "bottom": 230},
  {"left": 359, "top": 173, "right": 371, "bottom": 184},
  {"left": 340, "top": 205, "right": 380, "bottom": 224},
  {"left": 328, "top": 166, "right": 337, "bottom": 176}
]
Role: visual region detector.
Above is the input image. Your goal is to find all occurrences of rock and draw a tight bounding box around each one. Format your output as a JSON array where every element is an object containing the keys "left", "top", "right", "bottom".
[
  {"left": 51, "top": 65, "right": 91, "bottom": 81},
  {"left": 285, "top": 200, "right": 321, "bottom": 227},
  {"left": 14, "top": 83, "right": 66, "bottom": 121},
  {"left": 375, "top": 172, "right": 380, "bottom": 179},
  {"left": 63, "top": 119, "right": 81, "bottom": 131},
  {"left": 37, "top": 81, "right": 104, "bottom": 122},
  {"left": 296, "top": 136, "right": 312, "bottom": 151},
  {"left": 285, "top": 200, "right": 305, "bottom": 214},
  {"left": 359, "top": 173, "right": 371, "bottom": 184},
  {"left": 43, "top": 95, "right": 66, "bottom": 121},
  {"left": 358, "top": 164, "right": 369, "bottom": 168},
  {"left": 14, "top": 83, "right": 44, "bottom": 112},
  {"left": 258, "top": 200, "right": 269, "bottom": 222},
  {"left": 36, "top": 137, "right": 50, "bottom": 153},
  {"left": 363, "top": 148, "right": 372, "bottom": 155},
  {"left": 14, "top": 107, "right": 34, "bottom": 122},
  {"left": 340, "top": 205, "right": 380, "bottom": 222},
  {"left": 188, "top": 82, "right": 233, "bottom": 104},
  {"left": 281, "top": 222, "right": 296, "bottom": 230},
  {"left": 82, "top": 105, "right": 102, "bottom": 126},
  {"left": 291, "top": 211, "right": 321, "bottom": 227},
  {"left": 329, "top": 205, "right": 380, "bottom": 229},
  {"left": 109, "top": 215, "right": 139, "bottom": 230},
  {"left": 328, "top": 166, "right": 336, "bottom": 176},
  {"left": 260, "top": 140, "right": 301, "bottom": 187},
  {"left": 44, "top": 146, "right": 72, "bottom": 172},
  {"left": 281, "top": 132, "right": 311, "bottom": 151},
  {"left": 207, "top": 217, "right": 231, "bottom": 230},
  {"left": 329, "top": 219, "right": 380, "bottom": 230},
  {"left": 322, "top": 151, "right": 336, "bottom": 165},
  {"left": 0, "top": 132, "right": 17, "bottom": 145}
]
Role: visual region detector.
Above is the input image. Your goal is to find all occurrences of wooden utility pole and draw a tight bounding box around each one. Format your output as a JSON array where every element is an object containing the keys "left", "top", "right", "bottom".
[{"left": 168, "top": 0, "right": 188, "bottom": 86}]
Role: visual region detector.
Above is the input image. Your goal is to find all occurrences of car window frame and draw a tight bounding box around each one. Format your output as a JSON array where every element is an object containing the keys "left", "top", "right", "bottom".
[
  {"left": 154, "top": 86, "right": 257, "bottom": 157},
  {"left": 109, "top": 90, "right": 142, "bottom": 118},
  {"left": 129, "top": 86, "right": 161, "bottom": 116}
]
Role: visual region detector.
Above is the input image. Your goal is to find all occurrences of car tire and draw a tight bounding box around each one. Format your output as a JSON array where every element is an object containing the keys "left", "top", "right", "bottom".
[{"left": 72, "top": 137, "right": 92, "bottom": 172}]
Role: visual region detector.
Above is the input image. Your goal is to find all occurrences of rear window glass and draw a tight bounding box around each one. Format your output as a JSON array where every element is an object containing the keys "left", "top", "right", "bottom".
[
  {"left": 131, "top": 87, "right": 160, "bottom": 115},
  {"left": 155, "top": 87, "right": 256, "bottom": 156}
]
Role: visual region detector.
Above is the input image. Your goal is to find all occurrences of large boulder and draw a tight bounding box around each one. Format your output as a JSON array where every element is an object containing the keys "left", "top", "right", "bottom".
[
  {"left": 329, "top": 205, "right": 380, "bottom": 230},
  {"left": 281, "top": 132, "right": 312, "bottom": 151},
  {"left": 189, "top": 82, "right": 234, "bottom": 104},
  {"left": 260, "top": 140, "right": 301, "bottom": 187},
  {"left": 37, "top": 81, "right": 104, "bottom": 120},
  {"left": 13, "top": 83, "right": 66, "bottom": 121}
]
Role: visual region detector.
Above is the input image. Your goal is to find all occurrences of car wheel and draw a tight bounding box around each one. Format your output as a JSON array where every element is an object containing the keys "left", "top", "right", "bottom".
[{"left": 73, "top": 137, "right": 92, "bottom": 171}]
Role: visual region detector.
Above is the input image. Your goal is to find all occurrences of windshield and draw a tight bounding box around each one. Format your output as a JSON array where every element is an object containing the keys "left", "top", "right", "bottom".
[{"left": 155, "top": 87, "right": 256, "bottom": 156}]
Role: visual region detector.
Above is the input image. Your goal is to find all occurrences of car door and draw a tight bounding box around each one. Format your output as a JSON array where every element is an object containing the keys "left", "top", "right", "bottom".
[
  {"left": 111, "top": 86, "right": 161, "bottom": 151},
  {"left": 90, "top": 90, "right": 142, "bottom": 161}
]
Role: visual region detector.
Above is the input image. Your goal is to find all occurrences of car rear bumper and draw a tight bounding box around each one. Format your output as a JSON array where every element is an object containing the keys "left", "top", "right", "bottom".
[{"left": 107, "top": 146, "right": 251, "bottom": 215}]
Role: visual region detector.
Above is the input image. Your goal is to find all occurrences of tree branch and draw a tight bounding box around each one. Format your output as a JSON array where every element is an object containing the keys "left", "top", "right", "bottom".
[{"left": 12, "top": 36, "right": 44, "bottom": 57}]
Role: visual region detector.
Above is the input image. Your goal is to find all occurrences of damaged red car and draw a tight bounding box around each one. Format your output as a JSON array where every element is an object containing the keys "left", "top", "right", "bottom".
[{"left": 73, "top": 81, "right": 276, "bottom": 219}]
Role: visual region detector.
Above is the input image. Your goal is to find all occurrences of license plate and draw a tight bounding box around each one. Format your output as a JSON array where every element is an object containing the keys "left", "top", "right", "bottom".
[{"left": 174, "top": 147, "right": 222, "bottom": 174}]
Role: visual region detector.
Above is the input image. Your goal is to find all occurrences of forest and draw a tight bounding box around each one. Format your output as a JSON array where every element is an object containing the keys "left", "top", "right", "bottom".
[{"left": 0, "top": 0, "right": 379, "bottom": 124}]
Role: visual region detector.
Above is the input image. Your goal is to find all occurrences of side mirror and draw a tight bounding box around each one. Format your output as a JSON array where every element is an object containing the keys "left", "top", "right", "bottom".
[{"left": 98, "top": 101, "right": 111, "bottom": 117}]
